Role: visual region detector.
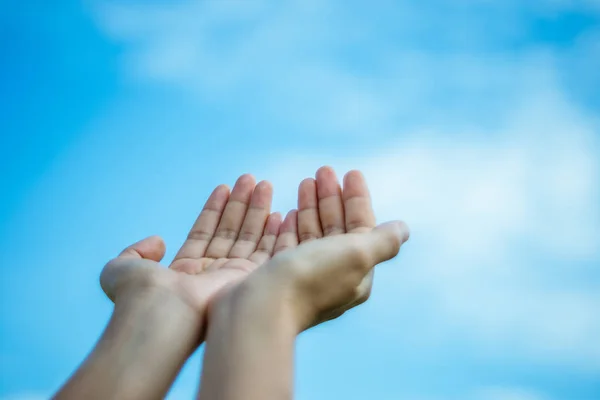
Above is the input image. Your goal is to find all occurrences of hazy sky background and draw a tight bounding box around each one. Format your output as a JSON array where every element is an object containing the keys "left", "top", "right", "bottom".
[{"left": 1, "top": 1, "right": 599, "bottom": 399}]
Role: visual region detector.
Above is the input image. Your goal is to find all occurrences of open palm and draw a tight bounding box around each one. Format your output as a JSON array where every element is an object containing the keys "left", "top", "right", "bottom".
[
  {"left": 100, "top": 174, "right": 299, "bottom": 314},
  {"left": 100, "top": 167, "right": 375, "bottom": 324},
  {"left": 293, "top": 166, "right": 377, "bottom": 325}
]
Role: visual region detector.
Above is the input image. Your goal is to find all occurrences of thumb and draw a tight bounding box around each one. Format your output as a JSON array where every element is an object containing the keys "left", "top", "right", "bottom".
[
  {"left": 368, "top": 221, "right": 410, "bottom": 265},
  {"left": 292, "top": 220, "right": 409, "bottom": 273},
  {"left": 118, "top": 235, "right": 166, "bottom": 262}
]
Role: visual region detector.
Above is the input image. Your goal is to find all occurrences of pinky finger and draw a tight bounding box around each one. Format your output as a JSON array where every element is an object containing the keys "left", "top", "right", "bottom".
[
  {"left": 249, "top": 212, "right": 283, "bottom": 265},
  {"left": 273, "top": 209, "right": 299, "bottom": 255}
]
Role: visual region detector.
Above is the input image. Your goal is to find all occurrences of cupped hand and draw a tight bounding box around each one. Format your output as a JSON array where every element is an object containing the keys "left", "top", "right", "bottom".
[
  {"left": 100, "top": 174, "right": 299, "bottom": 317},
  {"left": 245, "top": 167, "right": 409, "bottom": 331}
]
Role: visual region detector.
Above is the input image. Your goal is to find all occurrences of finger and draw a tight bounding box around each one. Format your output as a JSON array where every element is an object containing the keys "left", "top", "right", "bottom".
[
  {"left": 228, "top": 181, "right": 273, "bottom": 259},
  {"left": 369, "top": 221, "right": 410, "bottom": 263},
  {"left": 315, "top": 166, "right": 345, "bottom": 236},
  {"left": 342, "top": 170, "right": 375, "bottom": 233},
  {"left": 118, "top": 235, "right": 166, "bottom": 262},
  {"left": 205, "top": 174, "right": 256, "bottom": 259},
  {"left": 274, "top": 209, "right": 299, "bottom": 254},
  {"left": 172, "top": 184, "right": 230, "bottom": 262},
  {"left": 297, "top": 178, "right": 323, "bottom": 242},
  {"left": 249, "top": 212, "right": 283, "bottom": 265}
]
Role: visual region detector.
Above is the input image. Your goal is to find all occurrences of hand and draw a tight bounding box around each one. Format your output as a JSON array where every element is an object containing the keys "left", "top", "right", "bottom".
[
  {"left": 100, "top": 174, "right": 298, "bottom": 334},
  {"left": 197, "top": 167, "right": 409, "bottom": 400},
  {"left": 56, "top": 174, "right": 302, "bottom": 400},
  {"left": 221, "top": 167, "right": 410, "bottom": 332}
]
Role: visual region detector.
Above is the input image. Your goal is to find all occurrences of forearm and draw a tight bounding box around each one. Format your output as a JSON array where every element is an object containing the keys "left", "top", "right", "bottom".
[
  {"left": 198, "top": 282, "right": 298, "bottom": 400},
  {"left": 55, "top": 289, "right": 203, "bottom": 400}
]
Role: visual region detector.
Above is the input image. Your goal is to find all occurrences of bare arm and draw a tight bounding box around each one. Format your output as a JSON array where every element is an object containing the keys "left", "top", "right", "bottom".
[
  {"left": 55, "top": 175, "right": 281, "bottom": 400},
  {"left": 54, "top": 289, "right": 201, "bottom": 400},
  {"left": 198, "top": 282, "right": 298, "bottom": 400}
]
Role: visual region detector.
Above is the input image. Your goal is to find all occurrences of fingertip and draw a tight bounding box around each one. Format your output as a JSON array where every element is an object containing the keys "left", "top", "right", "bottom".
[
  {"left": 315, "top": 166, "right": 342, "bottom": 199},
  {"left": 230, "top": 174, "right": 257, "bottom": 203},
  {"left": 147, "top": 234, "right": 167, "bottom": 249},
  {"left": 299, "top": 178, "right": 317, "bottom": 199},
  {"left": 376, "top": 220, "right": 410, "bottom": 243},
  {"left": 252, "top": 180, "right": 274, "bottom": 208},
  {"left": 299, "top": 177, "right": 316, "bottom": 189},
  {"left": 256, "top": 180, "right": 273, "bottom": 191},
  {"left": 269, "top": 211, "right": 283, "bottom": 226},
  {"left": 257, "top": 180, "right": 274, "bottom": 198},
  {"left": 204, "top": 184, "right": 230, "bottom": 210},
  {"left": 279, "top": 209, "right": 298, "bottom": 233},
  {"left": 394, "top": 221, "right": 410, "bottom": 244},
  {"left": 316, "top": 165, "right": 336, "bottom": 179},
  {"left": 298, "top": 178, "right": 318, "bottom": 208},
  {"left": 237, "top": 173, "right": 256, "bottom": 184},
  {"left": 342, "top": 170, "right": 370, "bottom": 199},
  {"left": 401, "top": 222, "right": 410, "bottom": 243},
  {"left": 287, "top": 208, "right": 299, "bottom": 221},
  {"left": 142, "top": 235, "right": 167, "bottom": 261},
  {"left": 343, "top": 169, "right": 365, "bottom": 184},
  {"left": 119, "top": 235, "right": 166, "bottom": 262},
  {"left": 264, "top": 212, "right": 283, "bottom": 235},
  {"left": 215, "top": 183, "right": 231, "bottom": 194},
  {"left": 232, "top": 174, "right": 256, "bottom": 193}
]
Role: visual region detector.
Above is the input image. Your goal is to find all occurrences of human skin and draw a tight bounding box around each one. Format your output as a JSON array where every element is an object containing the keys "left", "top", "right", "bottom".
[
  {"left": 53, "top": 167, "right": 409, "bottom": 400},
  {"left": 54, "top": 174, "right": 295, "bottom": 399},
  {"left": 197, "top": 167, "right": 410, "bottom": 400}
]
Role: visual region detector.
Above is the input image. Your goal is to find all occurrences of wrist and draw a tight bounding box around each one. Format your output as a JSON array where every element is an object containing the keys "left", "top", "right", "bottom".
[
  {"left": 56, "top": 288, "right": 205, "bottom": 400},
  {"left": 210, "top": 271, "right": 301, "bottom": 335},
  {"left": 114, "top": 286, "right": 205, "bottom": 340}
]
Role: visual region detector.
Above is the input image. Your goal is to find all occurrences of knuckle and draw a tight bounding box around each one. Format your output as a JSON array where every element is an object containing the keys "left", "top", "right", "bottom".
[
  {"left": 321, "top": 224, "right": 344, "bottom": 236},
  {"left": 274, "top": 244, "right": 293, "bottom": 254},
  {"left": 237, "top": 230, "right": 258, "bottom": 243},
  {"left": 298, "top": 232, "right": 320, "bottom": 242},
  {"left": 215, "top": 228, "right": 238, "bottom": 240},
  {"left": 348, "top": 241, "right": 371, "bottom": 270},
  {"left": 345, "top": 220, "right": 370, "bottom": 233},
  {"left": 187, "top": 230, "right": 212, "bottom": 241}
]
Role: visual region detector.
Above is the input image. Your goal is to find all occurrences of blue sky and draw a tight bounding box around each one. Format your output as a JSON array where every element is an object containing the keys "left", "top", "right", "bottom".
[{"left": 1, "top": 1, "right": 599, "bottom": 399}]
